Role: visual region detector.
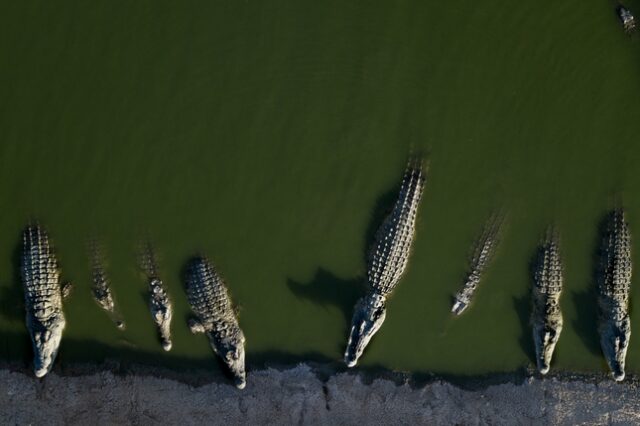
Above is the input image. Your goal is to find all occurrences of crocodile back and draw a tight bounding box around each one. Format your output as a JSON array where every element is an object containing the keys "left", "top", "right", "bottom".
[
  {"left": 533, "top": 231, "right": 563, "bottom": 297},
  {"left": 21, "top": 225, "right": 62, "bottom": 326},
  {"left": 367, "top": 160, "right": 425, "bottom": 296},
  {"left": 468, "top": 214, "right": 502, "bottom": 279},
  {"left": 598, "top": 209, "right": 632, "bottom": 307},
  {"left": 185, "top": 257, "right": 235, "bottom": 327},
  {"left": 89, "top": 240, "right": 112, "bottom": 303},
  {"left": 139, "top": 240, "right": 159, "bottom": 279}
]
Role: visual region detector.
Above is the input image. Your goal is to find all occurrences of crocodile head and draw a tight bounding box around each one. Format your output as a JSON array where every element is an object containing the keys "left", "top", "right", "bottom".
[
  {"left": 533, "top": 318, "right": 562, "bottom": 375},
  {"left": 344, "top": 293, "right": 387, "bottom": 368},
  {"left": 215, "top": 329, "right": 246, "bottom": 389},
  {"left": 31, "top": 316, "right": 66, "bottom": 378},
  {"left": 601, "top": 316, "right": 630, "bottom": 381}
]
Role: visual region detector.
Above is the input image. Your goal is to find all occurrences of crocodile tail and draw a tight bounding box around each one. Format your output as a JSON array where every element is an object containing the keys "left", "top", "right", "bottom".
[
  {"left": 468, "top": 212, "right": 504, "bottom": 274},
  {"left": 138, "top": 240, "right": 160, "bottom": 279},
  {"left": 88, "top": 237, "right": 105, "bottom": 270}
]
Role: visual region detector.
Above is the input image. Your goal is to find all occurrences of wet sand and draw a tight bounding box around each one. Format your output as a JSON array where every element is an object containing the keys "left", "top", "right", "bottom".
[{"left": 2, "top": 364, "right": 639, "bottom": 425}]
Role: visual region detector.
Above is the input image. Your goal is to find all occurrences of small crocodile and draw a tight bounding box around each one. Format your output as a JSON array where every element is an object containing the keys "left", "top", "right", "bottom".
[
  {"left": 451, "top": 214, "right": 503, "bottom": 315},
  {"left": 185, "top": 256, "right": 246, "bottom": 389},
  {"left": 597, "top": 209, "right": 632, "bottom": 381},
  {"left": 89, "top": 241, "right": 125, "bottom": 330},
  {"left": 21, "top": 224, "right": 71, "bottom": 378},
  {"left": 531, "top": 229, "right": 563, "bottom": 375},
  {"left": 139, "top": 242, "right": 172, "bottom": 351},
  {"left": 344, "top": 159, "right": 425, "bottom": 367}
]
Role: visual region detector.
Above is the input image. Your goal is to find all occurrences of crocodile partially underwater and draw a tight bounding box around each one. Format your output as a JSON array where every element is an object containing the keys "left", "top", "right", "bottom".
[
  {"left": 451, "top": 214, "right": 503, "bottom": 315},
  {"left": 185, "top": 256, "right": 246, "bottom": 389},
  {"left": 344, "top": 159, "right": 426, "bottom": 367},
  {"left": 597, "top": 209, "right": 632, "bottom": 381},
  {"left": 89, "top": 241, "right": 125, "bottom": 330},
  {"left": 21, "top": 225, "right": 71, "bottom": 378},
  {"left": 139, "top": 242, "right": 172, "bottom": 351},
  {"left": 531, "top": 230, "right": 563, "bottom": 375}
]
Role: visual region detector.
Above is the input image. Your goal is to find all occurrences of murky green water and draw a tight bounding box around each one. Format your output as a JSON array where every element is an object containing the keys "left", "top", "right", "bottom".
[{"left": 1, "top": 1, "right": 640, "bottom": 377}]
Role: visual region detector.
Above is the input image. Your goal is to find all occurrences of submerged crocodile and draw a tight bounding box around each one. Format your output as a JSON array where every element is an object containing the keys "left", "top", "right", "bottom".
[
  {"left": 21, "top": 225, "right": 71, "bottom": 378},
  {"left": 617, "top": 5, "right": 636, "bottom": 33},
  {"left": 185, "top": 256, "right": 246, "bottom": 389},
  {"left": 344, "top": 159, "right": 425, "bottom": 367},
  {"left": 531, "top": 230, "right": 563, "bottom": 375},
  {"left": 139, "top": 242, "right": 172, "bottom": 351},
  {"left": 89, "top": 241, "right": 125, "bottom": 330},
  {"left": 597, "top": 209, "right": 632, "bottom": 381},
  {"left": 451, "top": 214, "right": 503, "bottom": 315}
]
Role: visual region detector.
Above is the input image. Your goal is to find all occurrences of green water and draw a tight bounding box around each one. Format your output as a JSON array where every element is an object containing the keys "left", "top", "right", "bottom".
[{"left": 1, "top": 1, "right": 640, "bottom": 377}]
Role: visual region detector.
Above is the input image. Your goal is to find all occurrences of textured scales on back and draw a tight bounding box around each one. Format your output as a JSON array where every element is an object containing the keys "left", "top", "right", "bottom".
[
  {"left": 186, "top": 258, "right": 236, "bottom": 327},
  {"left": 185, "top": 256, "right": 246, "bottom": 389},
  {"left": 597, "top": 209, "right": 632, "bottom": 381},
  {"left": 451, "top": 213, "right": 503, "bottom": 315},
  {"left": 531, "top": 229, "right": 563, "bottom": 375},
  {"left": 344, "top": 159, "right": 426, "bottom": 367},
  {"left": 598, "top": 210, "right": 632, "bottom": 303},
  {"left": 21, "top": 224, "right": 67, "bottom": 378},
  {"left": 367, "top": 161, "right": 425, "bottom": 296}
]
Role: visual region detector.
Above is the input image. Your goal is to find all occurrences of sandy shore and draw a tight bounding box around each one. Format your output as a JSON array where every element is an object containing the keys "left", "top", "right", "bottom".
[{"left": 1, "top": 364, "right": 640, "bottom": 425}]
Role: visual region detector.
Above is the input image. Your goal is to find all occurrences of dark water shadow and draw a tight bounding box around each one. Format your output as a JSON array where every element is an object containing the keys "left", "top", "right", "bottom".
[
  {"left": 1, "top": 329, "right": 539, "bottom": 391},
  {"left": 512, "top": 294, "right": 534, "bottom": 364},
  {"left": 571, "top": 290, "right": 600, "bottom": 356},
  {"left": 287, "top": 270, "right": 363, "bottom": 322},
  {"left": 0, "top": 330, "right": 342, "bottom": 386},
  {"left": 0, "top": 244, "right": 25, "bottom": 322}
]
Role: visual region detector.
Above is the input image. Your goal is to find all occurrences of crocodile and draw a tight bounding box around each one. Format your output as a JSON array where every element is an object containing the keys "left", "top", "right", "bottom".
[
  {"left": 531, "top": 230, "right": 563, "bottom": 375},
  {"left": 139, "top": 242, "right": 172, "bottom": 351},
  {"left": 344, "top": 159, "right": 425, "bottom": 367},
  {"left": 451, "top": 214, "right": 503, "bottom": 315},
  {"left": 597, "top": 209, "right": 632, "bottom": 381},
  {"left": 617, "top": 5, "right": 636, "bottom": 33},
  {"left": 185, "top": 256, "right": 246, "bottom": 389},
  {"left": 21, "top": 225, "right": 71, "bottom": 378},
  {"left": 89, "top": 241, "right": 125, "bottom": 330}
]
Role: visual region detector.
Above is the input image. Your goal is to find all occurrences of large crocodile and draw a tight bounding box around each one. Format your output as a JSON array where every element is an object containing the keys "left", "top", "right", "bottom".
[
  {"left": 344, "top": 159, "right": 425, "bottom": 367},
  {"left": 21, "top": 225, "right": 71, "bottom": 378},
  {"left": 597, "top": 209, "right": 632, "bottom": 381},
  {"left": 451, "top": 214, "right": 503, "bottom": 315},
  {"left": 531, "top": 229, "right": 563, "bottom": 375},
  {"left": 185, "top": 256, "right": 246, "bottom": 389},
  {"left": 89, "top": 240, "right": 125, "bottom": 330},
  {"left": 139, "top": 242, "right": 172, "bottom": 351}
]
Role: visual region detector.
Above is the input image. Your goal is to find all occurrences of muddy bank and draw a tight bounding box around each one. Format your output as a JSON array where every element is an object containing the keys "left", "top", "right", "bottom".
[{"left": 1, "top": 364, "right": 640, "bottom": 425}]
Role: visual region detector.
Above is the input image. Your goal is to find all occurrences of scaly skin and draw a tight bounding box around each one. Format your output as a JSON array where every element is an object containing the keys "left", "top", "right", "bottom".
[
  {"left": 21, "top": 225, "right": 66, "bottom": 378},
  {"left": 598, "top": 209, "right": 632, "bottom": 382},
  {"left": 344, "top": 160, "right": 425, "bottom": 367},
  {"left": 617, "top": 6, "right": 636, "bottom": 33},
  {"left": 185, "top": 256, "right": 246, "bottom": 389},
  {"left": 89, "top": 241, "right": 124, "bottom": 330},
  {"left": 140, "top": 242, "right": 173, "bottom": 351},
  {"left": 451, "top": 215, "right": 502, "bottom": 315},
  {"left": 531, "top": 230, "right": 563, "bottom": 375}
]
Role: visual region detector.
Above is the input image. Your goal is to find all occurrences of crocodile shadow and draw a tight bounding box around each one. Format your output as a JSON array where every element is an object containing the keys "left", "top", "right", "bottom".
[
  {"left": 0, "top": 329, "right": 540, "bottom": 390},
  {"left": 0, "top": 243, "right": 26, "bottom": 322},
  {"left": 285, "top": 187, "right": 399, "bottom": 323},
  {"left": 571, "top": 289, "right": 600, "bottom": 356},
  {"left": 287, "top": 271, "right": 363, "bottom": 322},
  {"left": 512, "top": 293, "right": 534, "bottom": 365}
]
